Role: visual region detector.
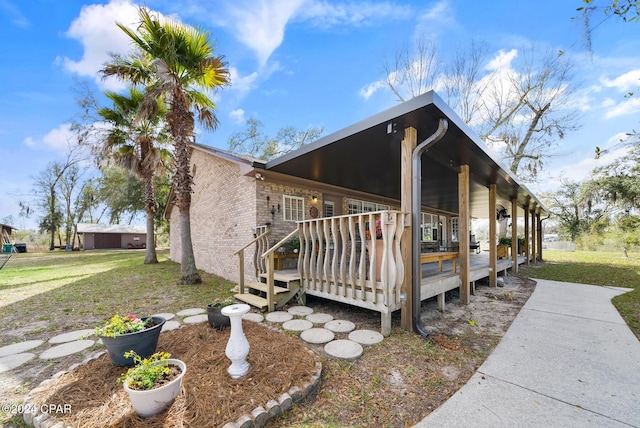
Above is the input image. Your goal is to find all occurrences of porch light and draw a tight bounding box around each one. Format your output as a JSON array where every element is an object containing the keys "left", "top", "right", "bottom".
[{"left": 312, "top": 195, "right": 317, "bottom": 202}]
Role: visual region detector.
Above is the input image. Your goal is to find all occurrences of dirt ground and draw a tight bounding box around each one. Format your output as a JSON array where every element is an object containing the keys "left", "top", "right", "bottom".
[{"left": 1, "top": 274, "right": 535, "bottom": 427}]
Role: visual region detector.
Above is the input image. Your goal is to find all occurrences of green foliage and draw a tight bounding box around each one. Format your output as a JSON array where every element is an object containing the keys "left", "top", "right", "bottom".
[
  {"left": 118, "top": 351, "right": 172, "bottom": 390},
  {"left": 94, "top": 314, "right": 153, "bottom": 338},
  {"left": 209, "top": 297, "right": 235, "bottom": 308}
]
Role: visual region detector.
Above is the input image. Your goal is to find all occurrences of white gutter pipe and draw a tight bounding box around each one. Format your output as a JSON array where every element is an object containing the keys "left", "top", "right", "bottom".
[{"left": 411, "top": 118, "right": 449, "bottom": 338}]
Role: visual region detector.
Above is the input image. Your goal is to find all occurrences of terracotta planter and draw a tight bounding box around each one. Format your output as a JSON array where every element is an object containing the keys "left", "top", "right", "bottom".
[
  {"left": 100, "top": 316, "right": 165, "bottom": 366},
  {"left": 124, "top": 358, "right": 186, "bottom": 418},
  {"left": 207, "top": 305, "right": 231, "bottom": 330}
]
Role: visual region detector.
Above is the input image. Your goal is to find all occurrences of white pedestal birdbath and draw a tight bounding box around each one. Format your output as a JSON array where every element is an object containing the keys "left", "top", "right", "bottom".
[{"left": 221, "top": 303, "right": 251, "bottom": 378}]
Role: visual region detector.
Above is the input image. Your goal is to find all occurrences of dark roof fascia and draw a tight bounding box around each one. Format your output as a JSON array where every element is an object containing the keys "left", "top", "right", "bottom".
[{"left": 266, "top": 91, "right": 547, "bottom": 215}]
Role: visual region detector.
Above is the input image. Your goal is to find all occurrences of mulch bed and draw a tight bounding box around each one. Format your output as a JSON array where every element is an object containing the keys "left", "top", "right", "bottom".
[{"left": 26, "top": 321, "right": 318, "bottom": 427}]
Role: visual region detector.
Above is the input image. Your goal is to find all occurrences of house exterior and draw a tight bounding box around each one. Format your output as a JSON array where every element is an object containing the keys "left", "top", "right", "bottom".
[
  {"left": 77, "top": 223, "right": 147, "bottom": 250},
  {"left": 166, "top": 91, "right": 548, "bottom": 335}
]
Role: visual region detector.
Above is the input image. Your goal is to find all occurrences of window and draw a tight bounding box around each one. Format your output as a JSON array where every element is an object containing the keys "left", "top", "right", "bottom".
[
  {"left": 283, "top": 195, "right": 304, "bottom": 222},
  {"left": 323, "top": 201, "right": 334, "bottom": 218},
  {"left": 420, "top": 213, "right": 438, "bottom": 242},
  {"left": 347, "top": 198, "right": 389, "bottom": 214},
  {"left": 451, "top": 217, "right": 459, "bottom": 242}
]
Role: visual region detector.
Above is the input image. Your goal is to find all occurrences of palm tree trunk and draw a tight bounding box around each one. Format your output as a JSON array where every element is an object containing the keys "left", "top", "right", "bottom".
[
  {"left": 144, "top": 211, "right": 158, "bottom": 264},
  {"left": 178, "top": 205, "right": 200, "bottom": 284}
]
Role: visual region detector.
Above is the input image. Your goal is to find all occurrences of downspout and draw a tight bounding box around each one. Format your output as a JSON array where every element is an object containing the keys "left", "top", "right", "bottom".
[{"left": 412, "top": 118, "right": 449, "bottom": 338}]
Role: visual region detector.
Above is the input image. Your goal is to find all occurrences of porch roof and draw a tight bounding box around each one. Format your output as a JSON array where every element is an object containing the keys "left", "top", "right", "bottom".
[{"left": 265, "top": 91, "right": 547, "bottom": 219}]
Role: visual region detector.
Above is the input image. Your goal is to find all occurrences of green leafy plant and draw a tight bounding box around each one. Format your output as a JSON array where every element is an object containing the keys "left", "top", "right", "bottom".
[
  {"left": 209, "top": 297, "right": 235, "bottom": 308},
  {"left": 94, "top": 314, "right": 153, "bottom": 338},
  {"left": 498, "top": 237, "right": 511, "bottom": 246},
  {"left": 118, "top": 351, "right": 173, "bottom": 390}
]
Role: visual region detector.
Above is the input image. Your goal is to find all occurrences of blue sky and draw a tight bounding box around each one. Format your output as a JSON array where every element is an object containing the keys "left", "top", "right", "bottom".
[{"left": 1, "top": 0, "right": 639, "bottom": 230}]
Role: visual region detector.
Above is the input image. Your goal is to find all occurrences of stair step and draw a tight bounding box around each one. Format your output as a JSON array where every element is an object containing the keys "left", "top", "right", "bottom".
[
  {"left": 259, "top": 271, "right": 301, "bottom": 283},
  {"left": 246, "top": 282, "right": 289, "bottom": 294},
  {"left": 234, "top": 293, "right": 268, "bottom": 309}
]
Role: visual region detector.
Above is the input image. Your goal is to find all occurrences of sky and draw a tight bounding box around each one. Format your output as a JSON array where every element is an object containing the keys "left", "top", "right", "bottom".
[{"left": 1, "top": 0, "right": 639, "bottom": 230}]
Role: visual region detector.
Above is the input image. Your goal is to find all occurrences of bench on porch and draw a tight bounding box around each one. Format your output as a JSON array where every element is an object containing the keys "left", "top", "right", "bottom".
[{"left": 421, "top": 251, "right": 458, "bottom": 273}]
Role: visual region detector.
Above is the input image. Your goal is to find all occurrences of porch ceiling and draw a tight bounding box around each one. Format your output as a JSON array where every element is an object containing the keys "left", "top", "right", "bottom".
[{"left": 266, "top": 91, "right": 547, "bottom": 219}]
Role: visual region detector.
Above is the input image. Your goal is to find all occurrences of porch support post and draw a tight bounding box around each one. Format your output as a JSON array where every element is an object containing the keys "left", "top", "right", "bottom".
[
  {"left": 537, "top": 209, "right": 543, "bottom": 262},
  {"left": 489, "top": 184, "right": 497, "bottom": 287},
  {"left": 511, "top": 198, "right": 518, "bottom": 273},
  {"left": 531, "top": 203, "right": 537, "bottom": 264},
  {"left": 524, "top": 203, "right": 530, "bottom": 266},
  {"left": 400, "top": 126, "right": 417, "bottom": 332},
  {"left": 458, "top": 164, "right": 470, "bottom": 305}
]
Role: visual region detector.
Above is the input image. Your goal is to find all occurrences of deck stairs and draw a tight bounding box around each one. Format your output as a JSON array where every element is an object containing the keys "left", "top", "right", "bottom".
[{"left": 234, "top": 270, "right": 303, "bottom": 311}]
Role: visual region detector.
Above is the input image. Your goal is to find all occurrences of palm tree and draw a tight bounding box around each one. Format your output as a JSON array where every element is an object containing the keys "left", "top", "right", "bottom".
[
  {"left": 101, "top": 7, "right": 230, "bottom": 283},
  {"left": 98, "top": 87, "right": 171, "bottom": 264}
]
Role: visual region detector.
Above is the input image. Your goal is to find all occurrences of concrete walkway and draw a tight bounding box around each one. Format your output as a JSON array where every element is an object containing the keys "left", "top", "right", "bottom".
[{"left": 415, "top": 279, "right": 640, "bottom": 428}]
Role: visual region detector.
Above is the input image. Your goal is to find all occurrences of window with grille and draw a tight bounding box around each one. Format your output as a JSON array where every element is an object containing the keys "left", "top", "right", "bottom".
[
  {"left": 347, "top": 198, "right": 389, "bottom": 214},
  {"left": 323, "top": 201, "right": 334, "bottom": 218},
  {"left": 283, "top": 195, "right": 304, "bottom": 222}
]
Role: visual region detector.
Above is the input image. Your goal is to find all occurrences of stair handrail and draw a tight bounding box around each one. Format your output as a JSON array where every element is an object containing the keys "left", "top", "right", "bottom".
[
  {"left": 260, "top": 227, "right": 300, "bottom": 312},
  {"left": 234, "top": 229, "right": 270, "bottom": 294}
]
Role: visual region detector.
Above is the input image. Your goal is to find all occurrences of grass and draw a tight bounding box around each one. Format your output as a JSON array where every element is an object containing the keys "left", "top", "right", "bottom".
[
  {"left": 0, "top": 249, "right": 236, "bottom": 340},
  {"left": 520, "top": 249, "right": 640, "bottom": 340}
]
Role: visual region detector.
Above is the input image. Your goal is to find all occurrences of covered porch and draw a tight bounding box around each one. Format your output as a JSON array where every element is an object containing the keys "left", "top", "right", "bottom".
[{"left": 243, "top": 90, "right": 547, "bottom": 336}]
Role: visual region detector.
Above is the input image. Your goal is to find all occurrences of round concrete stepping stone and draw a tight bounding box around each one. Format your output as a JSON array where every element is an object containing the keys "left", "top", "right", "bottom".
[
  {"left": 39, "top": 340, "right": 95, "bottom": 360},
  {"left": 324, "top": 320, "right": 356, "bottom": 333},
  {"left": 183, "top": 314, "right": 208, "bottom": 324},
  {"left": 49, "top": 329, "right": 94, "bottom": 344},
  {"left": 243, "top": 313, "right": 264, "bottom": 323},
  {"left": 306, "top": 313, "right": 333, "bottom": 324},
  {"left": 300, "top": 328, "right": 335, "bottom": 344},
  {"left": 348, "top": 329, "right": 384, "bottom": 346},
  {"left": 0, "top": 340, "right": 44, "bottom": 358},
  {"left": 162, "top": 320, "right": 181, "bottom": 331},
  {"left": 152, "top": 312, "right": 175, "bottom": 321},
  {"left": 287, "top": 306, "right": 313, "bottom": 316},
  {"left": 177, "top": 308, "right": 205, "bottom": 317},
  {"left": 265, "top": 311, "right": 293, "bottom": 323},
  {"left": 324, "top": 340, "right": 363, "bottom": 360},
  {"left": 282, "top": 319, "right": 313, "bottom": 332},
  {"left": 0, "top": 353, "right": 36, "bottom": 373}
]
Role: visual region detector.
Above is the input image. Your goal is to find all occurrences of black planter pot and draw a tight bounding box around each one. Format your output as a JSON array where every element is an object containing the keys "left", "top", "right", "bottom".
[
  {"left": 99, "top": 316, "right": 165, "bottom": 366},
  {"left": 207, "top": 305, "right": 231, "bottom": 330}
]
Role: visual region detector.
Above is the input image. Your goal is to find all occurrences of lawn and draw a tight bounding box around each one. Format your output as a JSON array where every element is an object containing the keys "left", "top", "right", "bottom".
[{"left": 519, "top": 249, "right": 640, "bottom": 339}]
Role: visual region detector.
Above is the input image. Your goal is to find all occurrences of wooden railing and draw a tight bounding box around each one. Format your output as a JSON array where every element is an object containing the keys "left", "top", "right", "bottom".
[
  {"left": 233, "top": 226, "right": 270, "bottom": 294},
  {"left": 261, "top": 229, "right": 300, "bottom": 311},
  {"left": 298, "top": 211, "right": 406, "bottom": 316}
]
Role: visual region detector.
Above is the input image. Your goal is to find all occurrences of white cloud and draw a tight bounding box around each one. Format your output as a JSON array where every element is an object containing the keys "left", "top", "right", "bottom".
[
  {"left": 359, "top": 79, "right": 386, "bottom": 100},
  {"left": 60, "top": 0, "right": 147, "bottom": 90},
  {"left": 222, "top": 0, "right": 305, "bottom": 67},
  {"left": 0, "top": 0, "right": 30, "bottom": 28},
  {"left": 299, "top": 1, "right": 412, "bottom": 28},
  {"left": 23, "top": 124, "right": 78, "bottom": 154},
  {"left": 230, "top": 109, "right": 246, "bottom": 123},
  {"left": 23, "top": 136, "right": 36, "bottom": 148},
  {"left": 601, "top": 69, "right": 640, "bottom": 92},
  {"left": 604, "top": 96, "right": 640, "bottom": 119},
  {"left": 228, "top": 66, "right": 260, "bottom": 97}
]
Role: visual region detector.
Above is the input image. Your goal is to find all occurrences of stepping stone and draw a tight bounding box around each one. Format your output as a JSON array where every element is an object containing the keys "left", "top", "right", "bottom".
[
  {"left": 0, "top": 340, "right": 44, "bottom": 357},
  {"left": 324, "top": 340, "right": 363, "bottom": 360},
  {"left": 39, "top": 340, "right": 95, "bottom": 360},
  {"left": 287, "top": 306, "right": 313, "bottom": 316},
  {"left": 49, "top": 329, "right": 94, "bottom": 344},
  {"left": 348, "top": 329, "right": 384, "bottom": 346},
  {"left": 306, "top": 313, "right": 333, "bottom": 324},
  {"left": 162, "top": 320, "right": 181, "bottom": 331},
  {"left": 300, "top": 328, "right": 335, "bottom": 344},
  {"left": 324, "top": 320, "right": 356, "bottom": 333},
  {"left": 152, "top": 312, "right": 175, "bottom": 321},
  {"left": 0, "top": 353, "right": 36, "bottom": 373},
  {"left": 183, "top": 314, "right": 208, "bottom": 324},
  {"left": 282, "top": 319, "right": 313, "bottom": 332},
  {"left": 243, "top": 313, "right": 264, "bottom": 323},
  {"left": 177, "top": 308, "right": 205, "bottom": 317},
  {"left": 265, "top": 311, "right": 293, "bottom": 323}
]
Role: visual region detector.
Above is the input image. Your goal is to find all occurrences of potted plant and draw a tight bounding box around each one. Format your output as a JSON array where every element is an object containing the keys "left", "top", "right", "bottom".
[
  {"left": 119, "top": 351, "right": 186, "bottom": 418},
  {"left": 94, "top": 314, "right": 165, "bottom": 366},
  {"left": 497, "top": 237, "right": 510, "bottom": 259},
  {"left": 207, "top": 297, "right": 235, "bottom": 330}
]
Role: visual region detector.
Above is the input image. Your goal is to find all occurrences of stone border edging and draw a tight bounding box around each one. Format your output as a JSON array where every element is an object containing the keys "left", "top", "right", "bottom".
[{"left": 20, "top": 328, "right": 322, "bottom": 428}]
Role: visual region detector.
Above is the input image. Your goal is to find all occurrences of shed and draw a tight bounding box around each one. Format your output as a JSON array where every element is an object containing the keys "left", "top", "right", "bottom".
[{"left": 77, "top": 223, "right": 147, "bottom": 250}]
